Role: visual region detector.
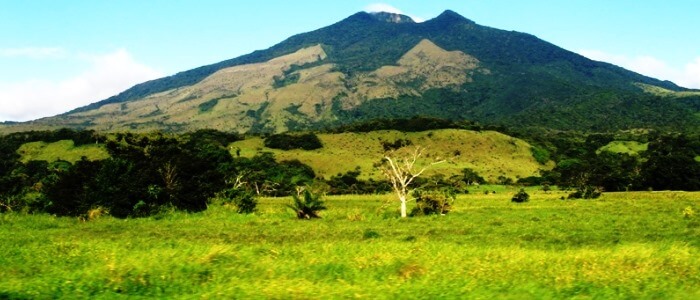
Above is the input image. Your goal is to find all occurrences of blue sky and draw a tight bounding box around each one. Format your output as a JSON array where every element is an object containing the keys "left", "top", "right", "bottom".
[{"left": 1, "top": 1, "right": 699, "bottom": 121}]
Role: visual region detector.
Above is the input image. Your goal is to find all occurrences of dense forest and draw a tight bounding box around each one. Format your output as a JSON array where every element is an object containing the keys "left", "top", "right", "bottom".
[{"left": 1, "top": 121, "right": 699, "bottom": 218}]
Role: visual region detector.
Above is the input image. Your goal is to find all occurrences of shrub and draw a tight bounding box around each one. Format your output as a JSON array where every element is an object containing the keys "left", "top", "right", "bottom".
[
  {"left": 84, "top": 206, "right": 109, "bottom": 221},
  {"left": 568, "top": 185, "right": 602, "bottom": 199},
  {"left": 410, "top": 188, "right": 456, "bottom": 216},
  {"left": 222, "top": 188, "right": 258, "bottom": 214},
  {"left": 542, "top": 183, "right": 551, "bottom": 193},
  {"left": 497, "top": 175, "right": 514, "bottom": 185},
  {"left": 517, "top": 176, "right": 545, "bottom": 186},
  {"left": 362, "top": 229, "right": 380, "bottom": 239},
  {"left": 287, "top": 190, "right": 327, "bottom": 219},
  {"left": 460, "top": 168, "right": 486, "bottom": 185},
  {"left": 264, "top": 133, "right": 323, "bottom": 150},
  {"left": 381, "top": 139, "right": 412, "bottom": 151},
  {"left": 511, "top": 188, "right": 530, "bottom": 203}
]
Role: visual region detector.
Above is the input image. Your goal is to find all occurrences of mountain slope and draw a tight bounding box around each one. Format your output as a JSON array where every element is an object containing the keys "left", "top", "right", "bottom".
[{"left": 2, "top": 10, "right": 699, "bottom": 133}]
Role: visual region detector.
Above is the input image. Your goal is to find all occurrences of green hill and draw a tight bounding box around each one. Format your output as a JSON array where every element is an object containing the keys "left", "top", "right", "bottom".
[
  {"left": 2, "top": 10, "right": 699, "bottom": 134},
  {"left": 597, "top": 141, "right": 648, "bottom": 156},
  {"left": 230, "top": 129, "right": 549, "bottom": 181},
  {"left": 16, "top": 140, "right": 109, "bottom": 164}
]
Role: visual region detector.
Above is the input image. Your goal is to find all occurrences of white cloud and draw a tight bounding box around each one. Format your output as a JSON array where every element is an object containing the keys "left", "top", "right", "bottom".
[
  {"left": 0, "top": 47, "right": 67, "bottom": 59},
  {"left": 578, "top": 50, "right": 700, "bottom": 89},
  {"left": 364, "top": 3, "right": 425, "bottom": 22},
  {"left": 0, "top": 49, "right": 162, "bottom": 122}
]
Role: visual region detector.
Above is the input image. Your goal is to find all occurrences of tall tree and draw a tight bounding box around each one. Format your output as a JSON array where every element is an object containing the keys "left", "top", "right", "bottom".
[{"left": 381, "top": 147, "right": 443, "bottom": 218}]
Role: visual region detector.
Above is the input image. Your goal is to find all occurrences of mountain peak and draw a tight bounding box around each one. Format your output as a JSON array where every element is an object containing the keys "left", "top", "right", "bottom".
[
  {"left": 433, "top": 9, "right": 474, "bottom": 24},
  {"left": 369, "top": 11, "right": 415, "bottom": 24},
  {"left": 5, "top": 8, "right": 695, "bottom": 134}
]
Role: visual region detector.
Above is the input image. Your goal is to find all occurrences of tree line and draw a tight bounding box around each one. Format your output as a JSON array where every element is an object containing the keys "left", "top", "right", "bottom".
[
  {"left": 518, "top": 132, "right": 700, "bottom": 193},
  {"left": 1, "top": 127, "right": 699, "bottom": 218}
]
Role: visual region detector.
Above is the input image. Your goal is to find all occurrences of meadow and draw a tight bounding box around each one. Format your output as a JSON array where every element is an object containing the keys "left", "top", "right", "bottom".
[
  {"left": 1, "top": 189, "right": 699, "bottom": 299},
  {"left": 230, "top": 129, "right": 546, "bottom": 181}
]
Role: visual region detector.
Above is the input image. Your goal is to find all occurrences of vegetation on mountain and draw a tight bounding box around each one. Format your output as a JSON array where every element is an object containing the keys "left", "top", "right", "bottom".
[
  {"left": 2, "top": 10, "right": 698, "bottom": 134},
  {"left": 263, "top": 133, "right": 323, "bottom": 150}
]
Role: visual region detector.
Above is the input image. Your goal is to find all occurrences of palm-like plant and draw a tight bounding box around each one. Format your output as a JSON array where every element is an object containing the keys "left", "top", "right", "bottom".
[{"left": 287, "top": 189, "right": 326, "bottom": 219}]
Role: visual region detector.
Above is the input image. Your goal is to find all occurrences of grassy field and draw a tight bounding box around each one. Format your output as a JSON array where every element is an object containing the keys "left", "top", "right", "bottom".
[
  {"left": 598, "top": 141, "right": 648, "bottom": 156},
  {"left": 1, "top": 189, "right": 698, "bottom": 299},
  {"left": 230, "top": 129, "right": 548, "bottom": 181},
  {"left": 16, "top": 140, "right": 109, "bottom": 164}
]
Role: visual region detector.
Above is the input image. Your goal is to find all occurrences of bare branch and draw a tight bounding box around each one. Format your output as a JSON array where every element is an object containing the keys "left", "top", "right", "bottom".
[{"left": 380, "top": 146, "right": 444, "bottom": 218}]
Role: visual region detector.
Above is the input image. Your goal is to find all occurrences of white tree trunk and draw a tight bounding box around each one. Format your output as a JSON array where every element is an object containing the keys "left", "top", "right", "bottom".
[
  {"left": 399, "top": 194, "right": 407, "bottom": 218},
  {"left": 382, "top": 147, "right": 444, "bottom": 218}
]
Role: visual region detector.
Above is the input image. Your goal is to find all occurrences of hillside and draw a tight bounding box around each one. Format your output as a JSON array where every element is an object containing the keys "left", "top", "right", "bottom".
[
  {"left": 16, "top": 140, "right": 108, "bottom": 164},
  {"left": 230, "top": 129, "right": 549, "bottom": 181},
  {"left": 2, "top": 10, "right": 699, "bottom": 134}
]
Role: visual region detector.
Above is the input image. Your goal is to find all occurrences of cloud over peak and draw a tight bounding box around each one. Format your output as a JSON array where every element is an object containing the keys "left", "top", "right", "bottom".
[{"left": 364, "top": 3, "right": 425, "bottom": 22}]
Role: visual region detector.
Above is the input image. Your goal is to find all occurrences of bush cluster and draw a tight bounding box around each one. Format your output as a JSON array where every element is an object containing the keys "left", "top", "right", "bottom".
[
  {"left": 511, "top": 189, "right": 530, "bottom": 203},
  {"left": 264, "top": 133, "right": 323, "bottom": 150},
  {"left": 410, "top": 188, "right": 456, "bottom": 216}
]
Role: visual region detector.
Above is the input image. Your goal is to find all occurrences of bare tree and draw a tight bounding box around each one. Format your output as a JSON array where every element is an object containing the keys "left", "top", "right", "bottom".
[{"left": 381, "top": 147, "right": 444, "bottom": 218}]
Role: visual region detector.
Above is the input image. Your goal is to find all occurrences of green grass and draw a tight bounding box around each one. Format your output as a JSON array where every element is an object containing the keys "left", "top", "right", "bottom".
[
  {"left": 230, "top": 129, "right": 549, "bottom": 181},
  {"left": 637, "top": 83, "right": 700, "bottom": 98},
  {"left": 597, "top": 140, "right": 648, "bottom": 156},
  {"left": 1, "top": 190, "right": 698, "bottom": 299},
  {"left": 16, "top": 140, "right": 110, "bottom": 164}
]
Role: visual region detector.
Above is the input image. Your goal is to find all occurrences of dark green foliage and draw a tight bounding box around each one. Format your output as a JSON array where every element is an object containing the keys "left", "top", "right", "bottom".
[
  {"left": 42, "top": 134, "right": 234, "bottom": 218},
  {"left": 287, "top": 190, "right": 327, "bottom": 219},
  {"left": 264, "top": 133, "right": 323, "bottom": 150},
  {"left": 221, "top": 188, "right": 257, "bottom": 214},
  {"left": 414, "top": 174, "right": 470, "bottom": 194},
  {"left": 517, "top": 176, "right": 546, "bottom": 186},
  {"left": 326, "top": 169, "right": 392, "bottom": 195},
  {"left": 410, "top": 188, "right": 456, "bottom": 216},
  {"left": 227, "top": 152, "right": 316, "bottom": 196},
  {"left": 197, "top": 94, "right": 237, "bottom": 113},
  {"left": 198, "top": 99, "right": 219, "bottom": 113},
  {"left": 592, "top": 152, "right": 643, "bottom": 191},
  {"left": 511, "top": 189, "right": 530, "bottom": 203},
  {"left": 551, "top": 152, "right": 643, "bottom": 192},
  {"left": 186, "top": 129, "right": 242, "bottom": 147},
  {"left": 272, "top": 73, "right": 300, "bottom": 88},
  {"left": 362, "top": 229, "right": 381, "bottom": 239},
  {"left": 43, "top": 158, "right": 104, "bottom": 216},
  {"left": 642, "top": 134, "right": 700, "bottom": 191},
  {"left": 0, "top": 129, "right": 105, "bottom": 213},
  {"left": 497, "top": 176, "right": 514, "bottom": 185},
  {"left": 531, "top": 146, "right": 550, "bottom": 165},
  {"left": 568, "top": 186, "right": 603, "bottom": 200},
  {"left": 381, "top": 138, "right": 412, "bottom": 151},
  {"left": 284, "top": 104, "right": 304, "bottom": 116},
  {"left": 329, "top": 117, "right": 478, "bottom": 133},
  {"left": 542, "top": 183, "right": 552, "bottom": 193},
  {"left": 459, "top": 168, "right": 486, "bottom": 185}
]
